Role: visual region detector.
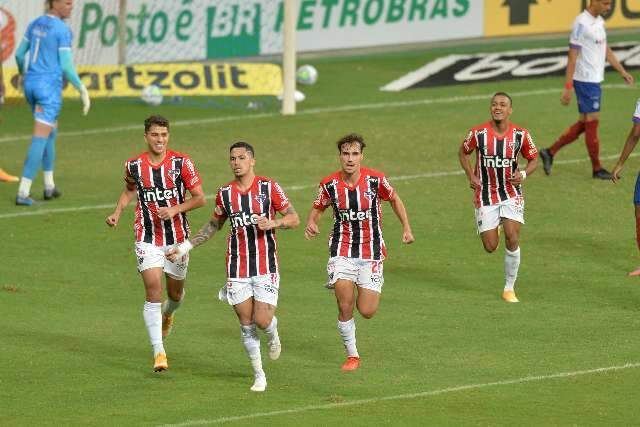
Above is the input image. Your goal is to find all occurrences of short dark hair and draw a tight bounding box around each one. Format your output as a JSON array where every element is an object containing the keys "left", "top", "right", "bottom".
[
  {"left": 144, "top": 115, "right": 170, "bottom": 133},
  {"left": 492, "top": 92, "right": 512, "bottom": 106},
  {"left": 336, "top": 133, "right": 366, "bottom": 152},
  {"left": 230, "top": 141, "right": 255, "bottom": 157}
]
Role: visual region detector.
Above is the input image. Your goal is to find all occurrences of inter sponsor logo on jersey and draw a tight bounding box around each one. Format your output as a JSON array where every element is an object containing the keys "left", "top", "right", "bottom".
[
  {"left": 482, "top": 156, "right": 516, "bottom": 168},
  {"left": 141, "top": 186, "right": 179, "bottom": 202},
  {"left": 229, "top": 211, "right": 266, "bottom": 228},
  {"left": 338, "top": 208, "right": 371, "bottom": 222}
]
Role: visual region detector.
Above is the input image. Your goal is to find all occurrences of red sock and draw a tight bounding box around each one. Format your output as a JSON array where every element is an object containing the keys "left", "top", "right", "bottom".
[
  {"left": 549, "top": 121, "right": 585, "bottom": 156},
  {"left": 584, "top": 120, "right": 601, "bottom": 171},
  {"left": 636, "top": 214, "right": 640, "bottom": 253}
]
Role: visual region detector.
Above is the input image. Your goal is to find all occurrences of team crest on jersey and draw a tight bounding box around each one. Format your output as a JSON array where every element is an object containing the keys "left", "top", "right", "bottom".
[
  {"left": 363, "top": 190, "right": 376, "bottom": 200},
  {"left": 168, "top": 169, "right": 181, "bottom": 178},
  {"left": 254, "top": 193, "right": 267, "bottom": 204}
]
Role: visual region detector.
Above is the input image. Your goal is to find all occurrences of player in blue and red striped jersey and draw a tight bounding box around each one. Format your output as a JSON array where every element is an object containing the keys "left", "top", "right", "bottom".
[
  {"left": 304, "top": 133, "right": 414, "bottom": 372},
  {"left": 611, "top": 98, "right": 640, "bottom": 276},
  {"left": 168, "top": 141, "right": 300, "bottom": 392},
  {"left": 106, "top": 115, "right": 205, "bottom": 372},
  {"left": 459, "top": 92, "right": 538, "bottom": 303}
]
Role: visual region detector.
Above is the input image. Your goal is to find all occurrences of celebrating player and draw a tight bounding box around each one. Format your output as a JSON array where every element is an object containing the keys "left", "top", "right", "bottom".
[
  {"left": 611, "top": 97, "right": 640, "bottom": 276},
  {"left": 14, "top": 0, "right": 90, "bottom": 205},
  {"left": 459, "top": 92, "right": 538, "bottom": 303},
  {"left": 105, "top": 115, "right": 205, "bottom": 372},
  {"left": 167, "top": 142, "right": 300, "bottom": 392},
  {"left": 539, "top": 0, "right": 634, "bottom": 179},
  {"left": 304, "top": 133, "right": 414, "bottom": 371}
]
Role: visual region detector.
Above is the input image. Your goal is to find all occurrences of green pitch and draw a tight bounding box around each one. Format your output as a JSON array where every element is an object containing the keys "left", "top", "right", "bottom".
[{"left": 2, "top": 33, "right": 640, "bottom": 426}]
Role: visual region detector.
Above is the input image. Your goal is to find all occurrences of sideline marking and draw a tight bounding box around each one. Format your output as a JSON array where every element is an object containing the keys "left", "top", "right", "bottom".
[
  {"left": 158, "top": 361, "right": 640, "bottom": 426},
  {"left": 0, "top": 84, "right": 631, "bottom": 145},
  {"left": 0, "top": 152, "right": 634, "bottom": 220}
]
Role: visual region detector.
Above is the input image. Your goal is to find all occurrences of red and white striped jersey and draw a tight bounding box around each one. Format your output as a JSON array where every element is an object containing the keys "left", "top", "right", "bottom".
[
  {"left": 124, "top": 150, "right": 201, "bottom": 246},
  {"left": 214, "top": 176, "right": 290, "bottom": 279},
  {"left": 462, "top": 122, "right": 537, "bottom": 208},
  {"left": 313, "top": 167, "right": 395, "bottom": 261}
]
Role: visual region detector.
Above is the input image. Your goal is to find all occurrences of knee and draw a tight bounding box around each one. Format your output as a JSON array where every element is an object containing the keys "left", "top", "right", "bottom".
[
  {"left": 338, "top": 301, "right": 354, "bottom": 317},
  {"left": 254, "top": 316, "right": 271, "bottom": 330},
  {"left": 505, "top": 238, "right": 519, "bottom": 251},
  {"left": 359, "top": 309, "right": 377, "bottom": 319},
  {"left": 482, "top": 241, "right": 498, "bottom": 253},
  {"left": 167, "top": 287, "right": 184, "bottom": 302}
]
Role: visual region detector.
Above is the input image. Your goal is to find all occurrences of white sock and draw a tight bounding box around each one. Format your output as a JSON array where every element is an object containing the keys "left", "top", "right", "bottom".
[
  {"left": 18, "top": 177, "right": 32, "bottom": 198},
  {"left": 337, "top": 318, "right": 359, "bottom": 358},
  {"left": 43, "top": 171, "right": 55, "bottom": 191},
  {"left": 143, "top": 301, "right": 164, "bottom": 355},
  {"left": 163, "top": 289, "right": 185, "bottom": 316},
  {"left": 241, "top": 324, "right": 264, "bottom": 377},
  {"left": 264, "top": 316, "right": 279, "bottom": 343},
  {"left": 504, "top": 247, "right": 521, "bottom": 291}
]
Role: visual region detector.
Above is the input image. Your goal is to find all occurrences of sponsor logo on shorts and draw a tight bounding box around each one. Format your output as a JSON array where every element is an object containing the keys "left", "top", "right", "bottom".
[{"left": 138, "top": 256, "right": 144, "bottom": 265}]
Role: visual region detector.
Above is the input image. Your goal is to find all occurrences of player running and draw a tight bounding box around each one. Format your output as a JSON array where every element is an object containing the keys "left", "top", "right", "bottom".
[
  {"left": 611, "top": 97, "right": 640, "bottom": 276},
  {"left": 106, "top": 115, "right": 205, "bottom": 372},
  {"left": 538, "top": 0, "right": 634, "bottom": 179},
  {"left": 14, "top": 0, "right": 90, "bottom": 205},
  {"left": 304, "top": 133, "right": 414, "bottom": 371},
  {"left": 167, "top": 141, "right": 300, "bottom": 392},
  {"left": 459, "top": 92, "right": 538, "bottom": 303}
]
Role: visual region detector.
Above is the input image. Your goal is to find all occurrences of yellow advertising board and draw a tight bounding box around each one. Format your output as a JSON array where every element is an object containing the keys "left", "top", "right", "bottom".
[
  {"left": 2, "top": 63, "right": 282, "bottom": 99},
  {"left": 485, "top": 0, "right": 640, "bottom": 37}
]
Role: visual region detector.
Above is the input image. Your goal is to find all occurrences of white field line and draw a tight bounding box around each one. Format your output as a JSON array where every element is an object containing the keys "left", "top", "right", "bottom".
[
  {"left": 0, "top": 84, "right": 632, "bottom": 145},
  {"left": 0, "top": 152, "right": 636, "bottom": 220},
  {"left": 158, "top": 361, "right": 640, "bottom": 426}
]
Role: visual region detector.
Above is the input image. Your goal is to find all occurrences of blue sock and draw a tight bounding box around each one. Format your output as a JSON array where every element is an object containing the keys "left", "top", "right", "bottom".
[
  {"left": 43, "top": 128, "right": 57, "bottom": 172},
  {"left": 22, "top": 136, "right": 48, "bottom": 180}
]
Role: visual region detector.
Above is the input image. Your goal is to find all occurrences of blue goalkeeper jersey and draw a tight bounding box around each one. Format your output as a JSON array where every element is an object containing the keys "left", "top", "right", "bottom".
[{"left": 23, "top": 14, "right": 72, "bottom": 81}]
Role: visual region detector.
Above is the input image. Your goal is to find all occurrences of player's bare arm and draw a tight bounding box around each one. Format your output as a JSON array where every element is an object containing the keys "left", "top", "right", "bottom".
[
  {"left": 606, "top": 47, "right": 634, "bottom": 85},
  {"left": 106, "top": 183, "right": 136, "bottom": 227},
  {"left": 561, "top": 48, "right": 579, "bottom": 106},
  {"left": 389, "top": 194, "right": 415, "bottom": 244},
  {"left": 304, "top": 207, "right": 323, "bottom": 240},
  {"left": 257, "top": 205, "right": 300, "bottom": 231},
  {"left": 157, "top": 184, "right": 206, "bottom": 221},
  {"left": 509, "top": 157, "right": 538, "bottom": 185},
  {"left": 458, "top": 145, "right": 480, "bottom": 190},
  {"left": 612, "top": 124, "right": 640, "bottom": 183},
  {"left": 166, "top": 214, "right": 227, "bottom": 262}
]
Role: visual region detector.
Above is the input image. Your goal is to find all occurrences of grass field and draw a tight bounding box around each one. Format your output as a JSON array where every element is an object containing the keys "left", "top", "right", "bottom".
[{"left": 3, "top": 33, "right": 640, "bottom": 426}]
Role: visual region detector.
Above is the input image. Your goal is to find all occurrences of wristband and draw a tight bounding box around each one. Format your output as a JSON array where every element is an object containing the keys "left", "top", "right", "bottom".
[
  {"left": 177, "top": 240, "right": 193, "bottom": 255},
  {"left": 520, "top": 170, "right": 527, "bottom": 181},
  {"left": 564, "top": 81, "right": 573, "bottom": 90}
]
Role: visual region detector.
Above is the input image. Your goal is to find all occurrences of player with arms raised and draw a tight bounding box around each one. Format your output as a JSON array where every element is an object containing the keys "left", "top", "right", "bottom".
[
  {"left": 167, "top": 142, "right": 300, "bottom": 392},
  {"left": 106, "top": 115, "right": 205, "bottom": 372},
  {"left": 611, "top": 97, "right": 640, "bottom": 276},
  {"left": 459, "top": 92, "right": 538, "bottom": 303},
  {"left": 305, "top": 133, "right": 414, "bottom": 371}
]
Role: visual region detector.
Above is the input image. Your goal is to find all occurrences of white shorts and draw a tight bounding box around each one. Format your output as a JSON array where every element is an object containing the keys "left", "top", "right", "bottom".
[
  {"left": 475, "top": 196, "right": 525, "bottom": 233},
  {"left": 327, "top": 256, "right": 384, "bottom": 293},
  {"left": 135, "top": 241, "right": 189, "bottom": 280},
  {"left": 218, "top": 273, "right": 280, "bottom": 307}
]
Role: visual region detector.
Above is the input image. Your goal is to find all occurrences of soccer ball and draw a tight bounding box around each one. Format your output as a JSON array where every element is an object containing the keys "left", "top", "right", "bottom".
[
  {"left": 296, "top": 65, "right": 318, "bottom": 85},
  {"left": 141, "top": 85, "right": 163, "bottom": 106}
]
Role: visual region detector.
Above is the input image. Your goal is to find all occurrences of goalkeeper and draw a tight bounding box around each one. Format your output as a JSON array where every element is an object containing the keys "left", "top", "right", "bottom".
[{"left": 14, "top": 0, "right": 90, "bottom": 206}]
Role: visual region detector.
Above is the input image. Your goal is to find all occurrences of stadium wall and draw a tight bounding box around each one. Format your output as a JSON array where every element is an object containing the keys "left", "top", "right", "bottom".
[{"left": 3, "top": 0, "right": 638, "bottom": 68}]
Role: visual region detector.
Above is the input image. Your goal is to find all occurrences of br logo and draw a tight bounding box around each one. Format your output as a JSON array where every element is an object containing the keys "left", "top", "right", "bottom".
[
  {"left": 0, "top": 7, "right": 16, "bottom": 61},
  {"left": 207, "top": 3, "right": 261, "bottom": 59}
]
